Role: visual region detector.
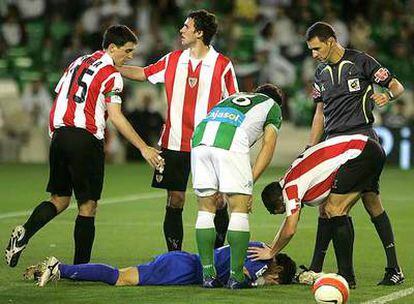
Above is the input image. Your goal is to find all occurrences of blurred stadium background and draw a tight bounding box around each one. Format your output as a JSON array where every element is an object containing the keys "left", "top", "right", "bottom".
[
  {"left": 0, "top": 0, "right": 413, "bottom": 166},
  {"left": 0, "top": 1, "right": 413, "bottom": 303}
]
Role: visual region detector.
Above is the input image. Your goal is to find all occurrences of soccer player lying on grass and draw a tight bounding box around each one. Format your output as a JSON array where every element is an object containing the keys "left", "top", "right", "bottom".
[
  {"left": 248, "top": 134, "right": 398, "bottom": 288},
  {"left": 25, "top": 242, "right": 296, "bottom": 288}
]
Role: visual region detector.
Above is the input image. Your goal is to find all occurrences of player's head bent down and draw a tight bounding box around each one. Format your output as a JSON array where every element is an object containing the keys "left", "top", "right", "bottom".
[
  {"left": 254, "top": 84, "right": 284, "bottom": 107},
  {"left": 183, "top": 9, "right": 218, "bottom": 46},
  {"left": 261, "top": 181, "right": 285, "bottom": 215},
  {"left": 102, "top": 25, "right": 138, "bottom": 66},
  {"left": 305, "top": 22, "right": 337, "bottom": 63},
  {"left": 263, "top": 253, "right": 297, "bottom": 285}
]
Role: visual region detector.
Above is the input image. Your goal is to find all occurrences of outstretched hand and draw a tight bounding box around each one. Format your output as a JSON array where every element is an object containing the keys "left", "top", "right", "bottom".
[
  {"left": 247, "top": 245, "right": 274, "bottom": 261},
  {"left": 141, "top": 146, "right": 164, "bottom": 169}
]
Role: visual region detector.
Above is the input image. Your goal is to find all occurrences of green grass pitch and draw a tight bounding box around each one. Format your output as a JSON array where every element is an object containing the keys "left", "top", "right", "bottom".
[{"left": 0, "top": 163, "right": 413, "bottom": 303}]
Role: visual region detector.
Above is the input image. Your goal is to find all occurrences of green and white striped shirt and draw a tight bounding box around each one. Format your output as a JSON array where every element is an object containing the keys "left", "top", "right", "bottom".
[{"left": 192, "top": 93, "right": 282, "bottom": 153}]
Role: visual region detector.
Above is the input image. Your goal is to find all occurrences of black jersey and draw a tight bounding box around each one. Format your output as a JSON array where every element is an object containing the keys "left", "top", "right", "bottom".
[{"left": 312, "top": 49, "right": 393, "bottom": 135}]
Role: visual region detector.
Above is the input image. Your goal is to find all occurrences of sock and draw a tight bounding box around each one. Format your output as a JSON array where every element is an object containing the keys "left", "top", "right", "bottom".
[
  {"left": 59, "top": 263, "right": 119, "bottom": 285},
  {"left": 196, "top": 211, "right": 216, "bottom": 278},
  {"left": 214, "top": 205, "right": 229, "bottom": 249},
  {"left": 309, "top": 217, "right": 332, "bottom": 272},
  {"left": 348, "top": 216, "right": 355, "bottom": 266},
  {"left": 371, "top": 211, "right": 399, "bottom": 269},
  {"left": 163, "top": 206, "right": 183, "bottom": 251},
  {"left": 73, "top": 215, "right": 95, "bottom": 264},
  {"left": 227, "top": 212, "right": 250, "bottom": 282},
  {"left": 330, "top": 215, "right": 355, "bottom": 281},
  {"left": 23, "top": 201, "right": 58, "bottom": 243}
]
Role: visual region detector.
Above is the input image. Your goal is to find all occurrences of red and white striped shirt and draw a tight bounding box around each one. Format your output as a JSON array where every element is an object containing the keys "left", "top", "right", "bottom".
[
  {"left": 144, "top": 47, "right": 238, "bottom": 152},
  {"left": 49, "top": 51, "right": 123, "bottom": 140},
  {"left": 281, "top": 135, "right": 369, "bottom": 216}
]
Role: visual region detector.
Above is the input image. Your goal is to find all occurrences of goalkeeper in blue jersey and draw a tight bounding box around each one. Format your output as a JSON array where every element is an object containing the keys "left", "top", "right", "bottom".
[{"left": 25, "top": 242, "right": 296, "bottom": 287}]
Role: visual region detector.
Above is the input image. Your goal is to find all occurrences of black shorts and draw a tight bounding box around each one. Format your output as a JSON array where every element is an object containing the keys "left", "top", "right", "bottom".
[
  {"left": 151, "top": 148, "right": 190, "bottom": 192},
  {"left": 331, "top": 138, "right": 386, "bottom": 195},
  {"left": 47, "top": 127, "right": 104, "bottom": 202}
]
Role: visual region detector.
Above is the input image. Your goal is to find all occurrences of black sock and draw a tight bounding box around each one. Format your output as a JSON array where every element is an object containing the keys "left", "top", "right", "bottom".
[
  {"left": 330, "top": 215, "right": 355, "bottom": 281},
  {"left": 74, "top": 215, "right": 95, "bottom": 264},
  {"left": 163, "top": 206, "right": 183, "bottom": 251},
  {"left": 214, "top": 205, "right": 229, "bottom": 248},
  {"left": 23, "top": 201, "right": 58, "bottom": 243},
  {"left": 371, "top": 211, "right": 399, "bottom": 269},
  {"left": 348, "top": 216, "right": 355, "bottom": 263},
  {"left": 309, "top": 217, "right": 332, "bottom": 272}
]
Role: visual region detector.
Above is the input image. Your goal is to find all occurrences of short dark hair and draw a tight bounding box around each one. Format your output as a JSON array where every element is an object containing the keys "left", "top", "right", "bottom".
[
  {"left": 102, "top": 25, "right": 138, "bottom": 49},
  {"left": 261, "top": 181, "right": 283, "bottom": 214},
  {"left": 187, "top": 9, "right": 218, "bottom": 45},
  {"left": 275, "top": 253, "right": 297, "bottom": 284},
  {"left": 305, "top": 22, "right": 336, "bottom": 42},
  {"left": 254, "top": 83, "right": 284, "bottom": 107}
]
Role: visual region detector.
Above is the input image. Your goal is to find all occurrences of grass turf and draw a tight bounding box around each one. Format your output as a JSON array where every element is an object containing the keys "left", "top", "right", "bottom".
[{"left": 0, "top": 163, "right": 413, "bottom": 303}]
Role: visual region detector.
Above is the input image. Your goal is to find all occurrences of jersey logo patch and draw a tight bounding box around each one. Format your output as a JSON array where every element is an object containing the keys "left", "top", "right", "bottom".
[
  {"left": 347, "top": 78, "right": 361, "bottom": 92},
  {"left": 188, "top": 77, "right": 198, "bottom": 88},
  {"left": 374, "top": 67, "right": 390, "bottom": 83},
  {"left": 204, "top": 107, "right": 245, "bottom": 127}
]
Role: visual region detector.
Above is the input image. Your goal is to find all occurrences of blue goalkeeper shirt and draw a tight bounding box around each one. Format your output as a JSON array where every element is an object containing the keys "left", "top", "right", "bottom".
[{"left": 137, "top": 242, "right": 269, "bottom": 285}]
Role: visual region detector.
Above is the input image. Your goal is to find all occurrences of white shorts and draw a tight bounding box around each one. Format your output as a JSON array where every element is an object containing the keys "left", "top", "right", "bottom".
[{"left": 191, "top": 146, "right": 253, "bottom": 197}]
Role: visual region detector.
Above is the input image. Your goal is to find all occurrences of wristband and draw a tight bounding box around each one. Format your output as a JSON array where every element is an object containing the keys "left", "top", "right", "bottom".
[{"left": 385, "top": 90, "right": 395, "bottom": 101}]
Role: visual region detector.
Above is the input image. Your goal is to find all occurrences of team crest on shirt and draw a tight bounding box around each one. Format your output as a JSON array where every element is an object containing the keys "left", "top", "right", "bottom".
[
  {"left": 188, "top": 77, "right": 198, "bottom": 88},
  {"left": 155, "top": 173, "right": 163, "bottom": 183},
  {"left": 347, "top": 78, "right": 361, "bottom": 92}
]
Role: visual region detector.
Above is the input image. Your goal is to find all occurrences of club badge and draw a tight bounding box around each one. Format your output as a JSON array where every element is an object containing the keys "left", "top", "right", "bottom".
[{"left": 188, "top": 77, "right": 198, "bottom": 88}]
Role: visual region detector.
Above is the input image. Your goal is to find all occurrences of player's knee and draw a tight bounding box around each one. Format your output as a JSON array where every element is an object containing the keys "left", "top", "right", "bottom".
[
  {"left": 116, "top": 267, "right": 139, "bottom": 286},
  {"left": 78, "top": 200, "right": 97, "bottom": 216},
  {"left": 50, "top": 195, "right": 71, "bottom": 213},
  {"left": 167, "top": 191, "right": 185, "bottom": 208},
  {"left": 362, "top": 193, "right": 384, "bottom": 217}
]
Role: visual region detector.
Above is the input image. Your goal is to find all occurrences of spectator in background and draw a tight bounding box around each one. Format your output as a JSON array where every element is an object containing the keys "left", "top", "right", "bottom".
[
  {"left": 100, "top": 0, "right": 132, "bottom": 23},
  {"left": 1, "top": 4, "right": 26, "bottom": 48},
  {"left": 21, "top": 78, "right": 51, "bottom": 127},
  {"left": 349, "top": 15, "right": 372, "bottom": 50},
  {"left": 15, "top": 0, "right": 45, "bottom": 22}
]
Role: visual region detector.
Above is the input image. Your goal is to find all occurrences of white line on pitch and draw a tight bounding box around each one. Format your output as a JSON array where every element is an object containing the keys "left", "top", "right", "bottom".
[
  {"left": 0, "top": 177, "right": 409, "bottom": 221},
  {"left": 361, "top": 287, "right": 414, "bottom": 304}
]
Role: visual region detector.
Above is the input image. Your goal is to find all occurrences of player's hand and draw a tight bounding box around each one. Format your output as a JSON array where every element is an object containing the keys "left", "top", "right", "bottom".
[
  {"left": 247, "top": 245, "right": 274, "bottom": 261},
  {"left": 141, "top": 146, "right": 164, "bottom": 169},
  {"left": 371, "top": 92, "right": 390, "bottom": 107}
]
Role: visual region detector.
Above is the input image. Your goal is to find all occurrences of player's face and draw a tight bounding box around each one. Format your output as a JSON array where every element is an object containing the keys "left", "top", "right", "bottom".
[
  {"left": 110, "top": 42, "right": 137, "bottom": 66},
  {"left": 274, "top": 197, "right": 285, "bottom": 214},
  {"left": 180, "top": 18, "right": 200, "bottom": 47},
  {"left": 307, "top": 37, "right": 334, "bottom": 63},
  {"left": 263, "top": 261, "right": 283, "bottom": 285}
]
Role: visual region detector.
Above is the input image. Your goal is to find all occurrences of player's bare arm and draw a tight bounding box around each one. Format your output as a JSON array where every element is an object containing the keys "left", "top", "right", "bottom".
[
  {"left": 117, "top": 65, "right": 146, "bottom": 81},
  {"left": 252, "top": 125, "right": 278, "bottom": 183},
  {"left": 371, "top": 78, "right": 405, "bottom": 107},
  {"left": 248, "top": 211, "right": 300, "bottom": 261},
  {"left": 308, "top": 102, "right": 324, "bottom": 146},
  {"left": 107, "top": 103, "right": 164, "bottom": 168}
]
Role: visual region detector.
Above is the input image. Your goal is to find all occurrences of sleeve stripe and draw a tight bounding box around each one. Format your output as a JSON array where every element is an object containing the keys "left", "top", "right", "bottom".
[{"left": 144, "top": 56, "right": 167, "bottom": 78}]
